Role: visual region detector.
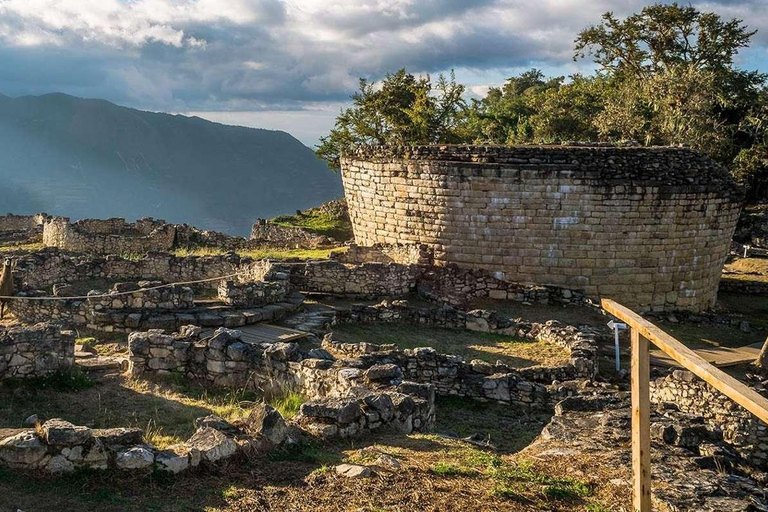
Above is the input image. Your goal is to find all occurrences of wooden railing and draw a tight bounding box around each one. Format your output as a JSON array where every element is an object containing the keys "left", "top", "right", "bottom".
[{"left": 601, "top": 299, "right": 768, "bottom": 512}]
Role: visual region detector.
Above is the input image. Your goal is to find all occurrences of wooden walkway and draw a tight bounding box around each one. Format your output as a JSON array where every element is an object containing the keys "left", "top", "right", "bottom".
[
  {"left": 201, "top": 323, "right": 308, "bottom": 344},
  {"left": 650, "top": 341, "right": 763, "bottom": 368}
]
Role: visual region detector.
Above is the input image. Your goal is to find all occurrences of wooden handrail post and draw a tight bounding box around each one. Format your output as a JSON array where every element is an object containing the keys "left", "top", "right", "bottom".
[{"left": 631, "top": 328, "right": 651, "bottom": 512}]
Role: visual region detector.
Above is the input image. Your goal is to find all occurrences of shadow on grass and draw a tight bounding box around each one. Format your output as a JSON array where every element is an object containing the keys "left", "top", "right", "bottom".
[{"left": 434, "top": 396, "right": 554, "bottom": 454}]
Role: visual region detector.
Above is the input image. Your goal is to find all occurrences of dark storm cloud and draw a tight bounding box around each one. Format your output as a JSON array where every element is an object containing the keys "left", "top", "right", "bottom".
[{"left": 0, "top": 0, "right": 765, "bottom": 112}]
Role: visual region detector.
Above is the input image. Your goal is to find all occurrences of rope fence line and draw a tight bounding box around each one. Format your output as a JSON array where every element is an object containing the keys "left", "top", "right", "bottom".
[{"left": 0, "top": 270, "right": 257, "bottom": 301}]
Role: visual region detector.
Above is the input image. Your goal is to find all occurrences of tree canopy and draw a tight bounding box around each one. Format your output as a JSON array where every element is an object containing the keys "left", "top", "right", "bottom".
[{"left": 316, "top": 3, "right": 768, "bottom": 200}]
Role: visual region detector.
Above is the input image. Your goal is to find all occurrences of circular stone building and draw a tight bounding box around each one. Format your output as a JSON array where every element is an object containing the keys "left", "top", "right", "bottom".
[{"left": 340, "top": 145, "right": 743, "bottom": 312}]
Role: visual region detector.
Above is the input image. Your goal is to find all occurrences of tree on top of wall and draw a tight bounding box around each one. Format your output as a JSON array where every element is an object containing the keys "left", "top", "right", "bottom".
[{"left": 315, "top": 69, "right": 468, "bottom": 170}]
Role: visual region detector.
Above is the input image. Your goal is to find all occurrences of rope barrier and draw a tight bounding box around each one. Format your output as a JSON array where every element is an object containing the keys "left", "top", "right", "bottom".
[{"left": 0, "top": 270, "right": 255, "bottom": 301}]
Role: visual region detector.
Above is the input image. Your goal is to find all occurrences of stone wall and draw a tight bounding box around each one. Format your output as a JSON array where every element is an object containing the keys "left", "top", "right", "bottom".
[
  {"left": 650, "top": 370, "right": 768, "bottom": 470},
  {"left": 9, "top": 283, "right": 194, "bottom": 330},
  {"left": 129, "top": 305, "right": 598, "bottom": 409},
  {"left": 282, "top": 261, "right": 419, "bottom": 298},
  {"left": 718, "top": 277, "right": 768, "bottom": 295},
  {"left": 341, "top": 145, "right": 743, "bottom": 312},
  {"left": 14, "top": 249, "right": 244, "bottom": 291},
  {"left": 250, "top": 219, "right": 329, "bottom": 248},
  {"left": 43, "top": 217, "right": 177, "bottom": 254},
  {"left": 0, "top": 213, "right": 49, "bottom": 233},
  {"left": 332, "top": 244, "right": 433, "bottom": 265},
  {"left": 0, "top": 323, "right": 74, "bottom": 379},
  {"left": 217, "top": 279, "right": 288, "bottom": 307}
]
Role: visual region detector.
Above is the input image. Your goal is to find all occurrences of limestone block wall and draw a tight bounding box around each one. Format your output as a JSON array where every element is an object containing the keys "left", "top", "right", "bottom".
[
  {"left": 42, "top": 217, "right": 177, "bottom": 254},
  {"left": 651, "top": 370, "right": 768, "bottom": 469},
  {"left": 0, "top": 213, "right": 49, "bottom": 233},
  {"left": 250, "top": 219, "right": 329, "bottom": 248},
  {"left": 0, "top": 323, "right": 74, "bottom": 379},
  {"left": 282, "top": 260, "right": 419, "bottom": 298},
  {"left": 341, "top": 145, "right": 744, "bottom": 312}
]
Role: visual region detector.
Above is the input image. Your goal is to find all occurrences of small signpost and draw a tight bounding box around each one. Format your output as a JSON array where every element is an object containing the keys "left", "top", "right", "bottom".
[{"left": 607, "top": 319, "right": 627, "bottom": 372}]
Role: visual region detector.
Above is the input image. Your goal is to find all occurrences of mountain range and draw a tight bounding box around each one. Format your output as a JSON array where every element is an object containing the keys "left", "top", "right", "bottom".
[{"left": 0, "top": 93, "right": 343, "bottom": 235}]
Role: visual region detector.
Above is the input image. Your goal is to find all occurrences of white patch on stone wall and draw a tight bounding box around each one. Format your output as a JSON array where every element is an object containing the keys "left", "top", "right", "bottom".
[
  {"left": 553, "top": 217, "right": 580, "bottom": 229},
  {"left": 490, "top": 197, "right": 510, "bottom": 205}
]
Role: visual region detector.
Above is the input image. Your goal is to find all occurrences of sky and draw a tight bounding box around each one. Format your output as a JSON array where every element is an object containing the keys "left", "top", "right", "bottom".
[{"left": 0, "top": 0, "right": 767, "bottom": 147}]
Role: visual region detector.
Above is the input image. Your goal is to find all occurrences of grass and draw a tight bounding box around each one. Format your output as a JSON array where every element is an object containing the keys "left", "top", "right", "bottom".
[
  {"left": 429, "top": 445, "right": 595, "bottom": 505},
  {"left": 0, "top": 374, "right": 305, "bottom": 448},
  {"left": 434, "top": 396, "right": 553, "bottom": 452},
  {"left": 270, "top": 201, "right": 352, "bottom": 241},
  {"left": 330, "top": 323, "right": 569, "bottom": 368},
  {"left": 173, "top": 246, "right": 345, "bottom": 261},
  {"left": 268, "top": 388, "right": 305, "bottom": 419},
  {"left": 0, "top": 241, "right": 45, "bottom": 253}
]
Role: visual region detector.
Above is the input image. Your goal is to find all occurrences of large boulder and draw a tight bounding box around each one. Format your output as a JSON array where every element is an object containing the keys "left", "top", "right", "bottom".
[
  {"left": 40, "top": 419, "right": 92, "bottom": 447},
  {"left": 0, "top": 430, "right": 47, "bottom": 467},
  {"left": 115, "top": 446, "right": 155, "bottom": 470},
  {"left": 185, "top": 427, "right": 237, "bottom": 463},
  {"left": 243, "top": 404, "right": 288, "bottom": 445}
]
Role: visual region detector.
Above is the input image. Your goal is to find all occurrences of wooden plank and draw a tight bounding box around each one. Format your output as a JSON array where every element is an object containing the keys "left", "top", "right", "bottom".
[
  {"left": 650, "top": 342, "right": 763, "bottom": 368},
  {"left": 201, "top": 323, "right": 307, "bottom": 344},
  {"left": 602, "top": 299, "right": 768, "bottom": 425},
  {"left": 631, "top": 328, "right": 652, "bottom": 512}
]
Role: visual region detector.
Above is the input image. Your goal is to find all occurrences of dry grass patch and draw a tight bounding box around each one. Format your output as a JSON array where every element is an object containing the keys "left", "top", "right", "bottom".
[{"left": 331, "top": 323, "right": 569, "bottom": 368}]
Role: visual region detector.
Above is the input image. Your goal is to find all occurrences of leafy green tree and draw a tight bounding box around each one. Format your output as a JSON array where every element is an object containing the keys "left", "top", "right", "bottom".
[
  {"left": 576, "top": 2, "right": 766, "bottom": 162},
  {"left": 315, "top": 69, "right": 467, "bottom": 170}
]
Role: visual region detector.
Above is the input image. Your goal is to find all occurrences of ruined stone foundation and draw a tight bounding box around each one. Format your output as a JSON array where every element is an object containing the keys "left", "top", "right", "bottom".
[{"left": 341, "top": 145, "right": 743, "bottom": 312}]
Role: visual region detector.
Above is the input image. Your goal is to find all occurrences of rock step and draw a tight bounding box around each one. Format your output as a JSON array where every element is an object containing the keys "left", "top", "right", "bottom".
[{"left": 86, "top": 294, "right": 304, "bottom": 333}]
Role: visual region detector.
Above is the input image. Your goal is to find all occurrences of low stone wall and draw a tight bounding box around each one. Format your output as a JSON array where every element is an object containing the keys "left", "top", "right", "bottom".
[
  {"left": 650, "top": 370, "right": 768, "bottom": 470},
  {"left": 276, "top": 259, "right": 587, "bottom": 306},
  {"left": 332, "top": 244, "right": 433, "bottom": 265},
  {"left": 250, "top": 219, "right": 329, "bottom": 248},
  {"left": 331, "top": 300, "right": 598, "bottom": 381},
  {"left": 417, "top": 264, "right": 588, "bottom": 306},
  {"left": 43, "top": 217, "right": 177, "bottom": 255},
  {"left": 283, "top": 261, "right": 419, "bottom": 298},
  {"left": 10, "top": 283, "right": 194, "bottom": 326},
  {"left": 217, "top": 279, "right": 288, "bottom": 307},
  {"left": 718, "top": 277, "right": 768, "bottom": 295},
  {"left": 14, "top": 249, "right": 245, "bottom": 291},
  {"left": 0, "top": 323, "right": 74, "bottom": 379},
  {"left": 129, "top": 306, "right": 597, "bottom": 409},
  {"left": 0, "top": 213, "right": 49, "bottom": 234}
]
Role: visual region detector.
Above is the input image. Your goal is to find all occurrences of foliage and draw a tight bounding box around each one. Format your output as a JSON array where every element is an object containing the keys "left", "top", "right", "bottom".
[
  {"left": 270, "top": 200, "right": 353, "bottom": 241},
  {"left": 318, "top": 3, "right": 768, "bottom": 199},
  {"left": 316, "top": 69, "right": 468, "bottom": 169}
]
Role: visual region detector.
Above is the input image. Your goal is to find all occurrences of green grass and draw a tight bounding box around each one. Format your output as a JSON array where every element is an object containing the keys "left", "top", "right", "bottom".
[
  {"left": 268, "top": 388, "right": 306, "bottom": 419},
  {"left": 173, "top": 246, "right": 344, "bottom": 261},
  {"left": 271, "top": 202, "right": 352, "bottom": 241},
  {"left": 0, "top": 241, "right": 45, "bottom": 253},
  {"left": 331, "top": 323, "right": 569, "bottom": 368},
  {"left": 430, "top": 462, "right": 478, "bottom": 477},
  {"left": 430, "top": 447, "right": 595, "bottom": 504}
]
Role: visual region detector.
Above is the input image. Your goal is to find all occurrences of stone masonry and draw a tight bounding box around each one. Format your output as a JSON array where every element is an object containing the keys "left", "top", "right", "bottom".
[
  {"left": 0, "top": 323, "right": 74, "bottom": 379},
  {"left": 651, "top": 369, "right": 768, "bottom": 470},
  {"left": 341, "top": 145, "right": 743, "bottom": 312}
]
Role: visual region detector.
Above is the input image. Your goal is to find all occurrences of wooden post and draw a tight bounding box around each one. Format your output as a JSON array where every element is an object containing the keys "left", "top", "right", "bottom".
[{"left": 631, "top": 328, "right": 651, "bottom": 512}]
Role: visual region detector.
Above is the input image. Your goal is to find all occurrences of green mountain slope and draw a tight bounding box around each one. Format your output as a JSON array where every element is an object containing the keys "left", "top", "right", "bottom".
[{"left": 0, "top": 93, "right": 342, "bottom": 235}]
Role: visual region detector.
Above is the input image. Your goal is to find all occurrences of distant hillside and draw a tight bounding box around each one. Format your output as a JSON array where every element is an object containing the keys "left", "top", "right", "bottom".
[{"left": 0, "top": 93, "right": 342, "bottom": 235}]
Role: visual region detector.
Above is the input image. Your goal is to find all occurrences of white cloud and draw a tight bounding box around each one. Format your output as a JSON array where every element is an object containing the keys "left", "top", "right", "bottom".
[{"left": 0, "top": 0, "right": 764, "bottom": 114}]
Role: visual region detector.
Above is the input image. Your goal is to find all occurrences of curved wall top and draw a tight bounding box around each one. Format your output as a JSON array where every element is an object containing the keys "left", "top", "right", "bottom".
[{"left": 340, "top": 145, "right": 744, "bottom": 312}]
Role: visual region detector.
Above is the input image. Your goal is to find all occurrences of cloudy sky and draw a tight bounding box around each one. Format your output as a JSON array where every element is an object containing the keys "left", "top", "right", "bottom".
[{"left": 1, "top": 0, "right": 766, "bottom": 146}]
